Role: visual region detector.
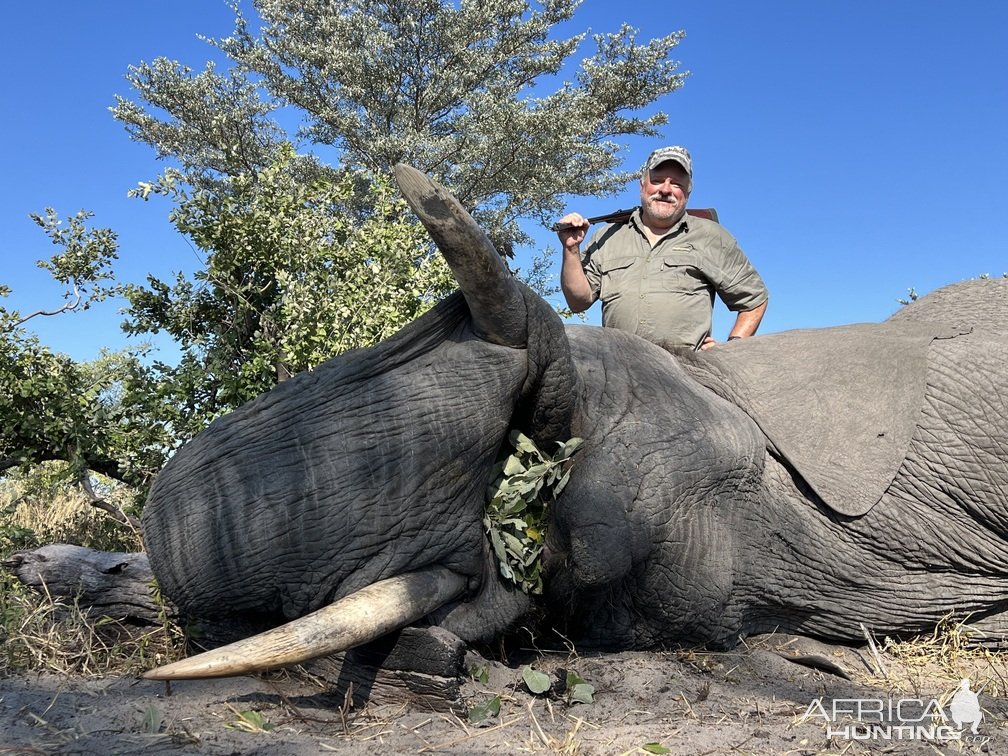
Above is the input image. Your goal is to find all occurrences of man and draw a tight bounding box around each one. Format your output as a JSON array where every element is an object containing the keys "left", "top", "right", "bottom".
[{"left": 557, "top": 146, "right": 768, "bottom": 350}]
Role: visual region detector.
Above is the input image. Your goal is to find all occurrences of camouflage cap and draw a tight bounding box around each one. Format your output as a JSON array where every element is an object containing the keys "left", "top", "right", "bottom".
[{"left": 643, "top": 145, "right": 692, "bottom": 177}]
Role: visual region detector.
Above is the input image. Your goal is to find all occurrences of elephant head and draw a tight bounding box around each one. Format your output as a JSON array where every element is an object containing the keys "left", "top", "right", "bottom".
[{"left": 143, "top": 166, "right": 1008, "bottom": 680}]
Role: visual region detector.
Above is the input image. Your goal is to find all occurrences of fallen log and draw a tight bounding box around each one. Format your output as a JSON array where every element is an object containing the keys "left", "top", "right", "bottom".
[{"left": 3, "top": 543, "right": 168, "bottom": 623}]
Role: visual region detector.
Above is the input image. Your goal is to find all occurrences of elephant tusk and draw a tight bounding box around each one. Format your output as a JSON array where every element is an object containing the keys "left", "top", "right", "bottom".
[
  {"left": 393, "top": 163, "right": 528, "bottom": 348},
  {"left": 143, "top": 566, "right": 467, "bottom": 680}
]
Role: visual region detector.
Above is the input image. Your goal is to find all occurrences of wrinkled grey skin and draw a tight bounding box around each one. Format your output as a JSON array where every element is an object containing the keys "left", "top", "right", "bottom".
[
  {"left": 142, "top": 178, "right": 1008, "bottom": 651},
  {"left": 548, "top": 281, "right": 1008, "bottom": 648}
]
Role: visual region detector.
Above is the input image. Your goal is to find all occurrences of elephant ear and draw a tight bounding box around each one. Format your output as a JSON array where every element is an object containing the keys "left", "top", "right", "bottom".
[{"left": 676, "top": 321, "right": 968, "bottom": 516}]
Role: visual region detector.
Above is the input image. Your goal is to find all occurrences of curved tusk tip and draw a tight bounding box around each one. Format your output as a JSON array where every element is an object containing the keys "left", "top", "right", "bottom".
[
  {"left": 142, "top": 658, "right": 244, "bottom": 681},
  {"left": 143, "top": 663, "right": 196, "bottom": 681}
]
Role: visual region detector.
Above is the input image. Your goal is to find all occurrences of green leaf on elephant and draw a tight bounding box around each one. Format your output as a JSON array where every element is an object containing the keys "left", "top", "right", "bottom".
[
  {"left": 484, "top": 433, "right": 584, "bottom": 594},
  {"left": 502, "top": 497, "right": 528, "bottom": 516},
  {"left": 503, "top": 455, "right": 526, "bottom": 477},
  {"left": 510, "top": 431, "right": 537, "bottom": 450},
  {"left": 488, "top": 528, "right": 509, "bottom": 564},
  {"left": 515, "top": 462, "right": 551, "bottom": 480},
  {"left": 522, "top": 665, "right": 551, "bottom": 695},
  {"left": 556, "top": 437, "right": 584, "bottom": 460},
  {"left": 641, "top": 743, "right": 671, "bottom": 754},
  {"left": 553, "top": 468, "right": 573, "bottom": 496},
  {"left": 501, "top": 530, "right": 527, "bottom": 555}
]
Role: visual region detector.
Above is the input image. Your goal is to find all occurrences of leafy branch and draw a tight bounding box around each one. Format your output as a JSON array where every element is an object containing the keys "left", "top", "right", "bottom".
[
  {"left": 11, "top": 209, "right": 121, "bottom": 328},
  {"left": 484, "top": 431, "right": 582, "bottom": 595}
]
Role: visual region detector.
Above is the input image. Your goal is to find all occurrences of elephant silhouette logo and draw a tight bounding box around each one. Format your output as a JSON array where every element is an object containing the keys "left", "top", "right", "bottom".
[{"left": 948, "top": 679, "right": 983, "bottom": 734}]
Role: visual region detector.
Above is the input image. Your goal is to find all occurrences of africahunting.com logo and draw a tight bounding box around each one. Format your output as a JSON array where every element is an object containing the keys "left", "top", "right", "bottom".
[{"left": 801, "top": 679, "right": 989, "bottom": 744}]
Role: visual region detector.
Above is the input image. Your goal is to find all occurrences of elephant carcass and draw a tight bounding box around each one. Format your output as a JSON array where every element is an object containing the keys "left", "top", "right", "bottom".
[{"left": 142, "top": 166, "right": 1008, "bottom": 680}]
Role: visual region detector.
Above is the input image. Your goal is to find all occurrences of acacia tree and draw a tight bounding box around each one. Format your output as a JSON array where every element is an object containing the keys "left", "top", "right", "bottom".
[{"left": 112, "top": 0, "right": 688, "bottom": 249}]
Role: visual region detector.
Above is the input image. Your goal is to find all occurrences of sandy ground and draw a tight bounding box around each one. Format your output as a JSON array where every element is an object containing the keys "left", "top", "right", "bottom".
[{"left": 1, "top": 635, "right": 1004, "bottom": 755}]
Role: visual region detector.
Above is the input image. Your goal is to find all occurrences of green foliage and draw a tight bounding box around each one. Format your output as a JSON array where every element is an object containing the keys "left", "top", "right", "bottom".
[
  {"left": 896, "top": 287, "right": 919, "bottom": 306},
  {"left": 225, "top": 708, "right": 274, "bottom": 733},
  {"left": 484, "top": 431, "right": 582, "bottom": 594},
  {"left": 642, "top": 743, "right": 672, "bottom": 754},
  {"left": 469, "top": 662, "right": 491, "bottom": 684},
  {"left": 0, "top": 562, "right": 183, "bottom": 678},
  {"left": 0, "top": 466, "right": 144, "bottom": 555},
  {"left": 27, "top": 209, "right": 120, "bottom": 317},
  {"left": 564, "top": 669, "right": 595, "bottom": 704},
  {"left": 1, "top": 211, "right": 169, "bottom": 489},
  {"left": 522, "top": 664, "right": 552, "bottom": 694},
  {"left": 467, "top": 694, "right": 502, "bottom": 725},
  {"left": 123, "top": 146, "right": 455, "bottom": 440},
  {"left": 112, "top": 0, "right": 688, "bottom": 250},
  {"left": 521, "top": 665, "right": 594, "bottom": 704},
  {"left": 0, "top": 325, "right": 169, "bottom": 489},
  {"left": 141, "top": 705, "right": 165, "bottom": 735},
  {"left": 113, "top": 58, "right": 288, "bottom": 187}
]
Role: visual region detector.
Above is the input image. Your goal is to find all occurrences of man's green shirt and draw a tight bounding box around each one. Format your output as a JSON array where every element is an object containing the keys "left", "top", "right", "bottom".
[{"left": 581, "top": 209, "right": 768, "bottom": 349}]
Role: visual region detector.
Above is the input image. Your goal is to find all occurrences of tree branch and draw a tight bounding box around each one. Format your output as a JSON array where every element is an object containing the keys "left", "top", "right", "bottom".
[
  {"left": 78, "top": 473, "right": 144, "bottom": 541},
  {"left": 15, "top": 285, "right": 83, "bottom": 326}
]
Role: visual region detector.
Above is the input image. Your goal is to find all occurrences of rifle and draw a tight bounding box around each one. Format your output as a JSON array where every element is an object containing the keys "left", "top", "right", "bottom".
[{"left": 551, "top": 206, "right": 719, "bottom": 233}]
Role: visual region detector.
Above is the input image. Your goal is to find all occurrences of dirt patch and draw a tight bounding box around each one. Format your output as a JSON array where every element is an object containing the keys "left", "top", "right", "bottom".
[{"left": 1, "top": 635, "right": 1004, "bottom": 755}]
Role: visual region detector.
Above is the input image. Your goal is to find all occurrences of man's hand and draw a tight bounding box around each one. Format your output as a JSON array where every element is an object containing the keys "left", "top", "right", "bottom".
[
  {"left": 701, "top": 300, "right": 768, "bottom": 350},
  {"left": 555, "top": 212, "right": 590, "bottom": 253},
  {"left": 557, "top": 212, "right": 594, "bottom": 312}
]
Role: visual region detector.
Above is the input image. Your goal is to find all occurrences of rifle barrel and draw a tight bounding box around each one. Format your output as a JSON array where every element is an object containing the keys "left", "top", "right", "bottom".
[{"left": 551, "top": 207, "right": 719, "bottom": 233}]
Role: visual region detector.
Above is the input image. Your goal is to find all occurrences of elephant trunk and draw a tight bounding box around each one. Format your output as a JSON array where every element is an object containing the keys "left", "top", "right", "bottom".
[
  {"left": 143, "top": 566, "right": 466, "bottom": 680},
  {"left": 394, "top": 163, "right": 527, "bottom": 348}
]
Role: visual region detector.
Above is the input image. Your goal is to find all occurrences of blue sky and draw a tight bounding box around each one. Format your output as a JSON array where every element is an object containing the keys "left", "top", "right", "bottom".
[{"left": 4, "top": 1, "right": 1007, "bottom": 362}]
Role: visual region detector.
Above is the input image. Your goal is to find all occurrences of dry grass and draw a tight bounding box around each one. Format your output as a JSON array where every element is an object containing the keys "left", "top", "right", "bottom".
[
  {"left": 871, "top": 614, "right": 1008, "bottom": 699},
  {"left": 0, "top": 567, "right": 185, "bottom": 678},
  {"left": 1, "top": 466, "right": 184, "bottom": 678},
  {"left": 1, "top": 465, "right": 143, "bottom": 554}
]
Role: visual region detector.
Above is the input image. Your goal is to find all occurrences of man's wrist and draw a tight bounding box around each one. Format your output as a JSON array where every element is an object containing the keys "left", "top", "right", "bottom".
[{"left": 727, "top": 336, "right": 742, "bottom": 341}]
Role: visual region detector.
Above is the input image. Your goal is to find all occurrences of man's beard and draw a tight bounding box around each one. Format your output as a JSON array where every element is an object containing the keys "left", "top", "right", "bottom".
[{"left": 644, "top": 194, "right": 684, "bottom": 222}]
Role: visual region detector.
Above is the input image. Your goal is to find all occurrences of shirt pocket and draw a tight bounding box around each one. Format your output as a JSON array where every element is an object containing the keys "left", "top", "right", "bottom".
[
  {"left": 598, "top": 257, "right": 637, "bottom": 301},
  {"left": 656, "top": 250, "right": 708, "bottom": 295}
]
